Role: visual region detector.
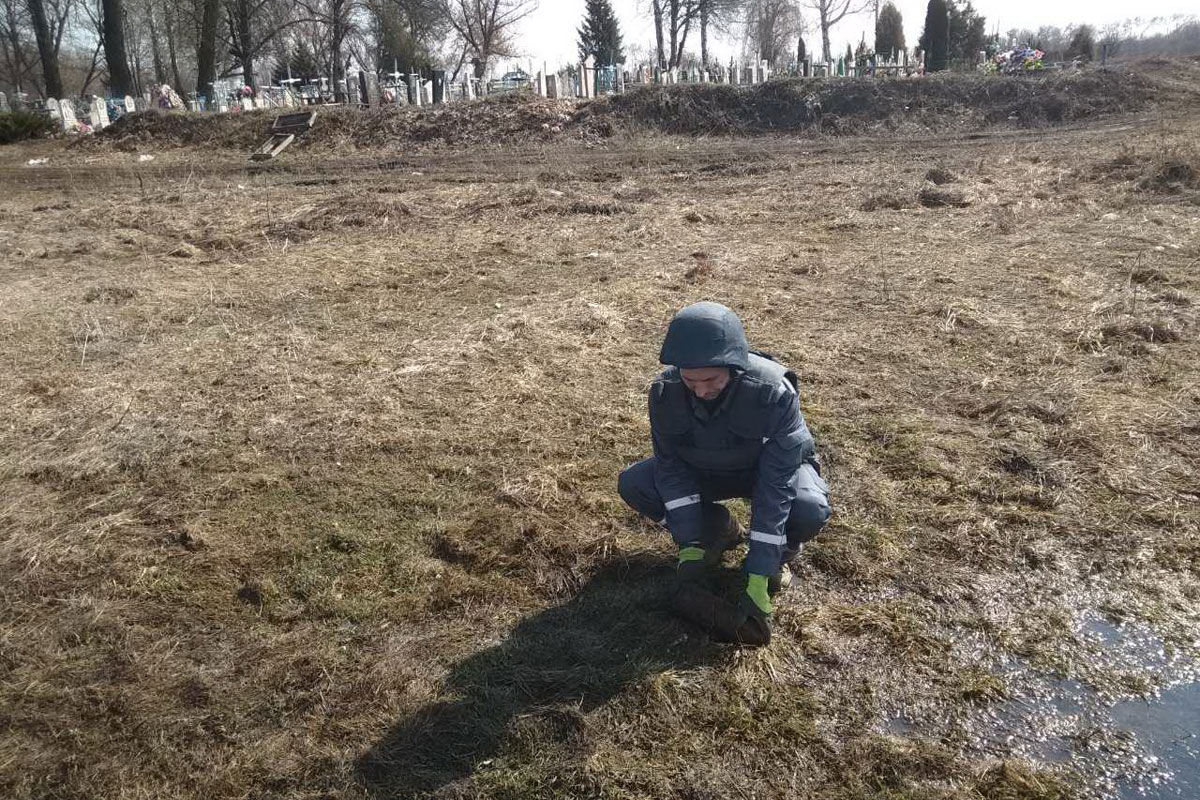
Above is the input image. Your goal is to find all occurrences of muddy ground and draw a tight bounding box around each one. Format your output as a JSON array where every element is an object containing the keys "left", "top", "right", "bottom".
[{"left": 1, "top": 92, "right": 1199, "bottom": 800}]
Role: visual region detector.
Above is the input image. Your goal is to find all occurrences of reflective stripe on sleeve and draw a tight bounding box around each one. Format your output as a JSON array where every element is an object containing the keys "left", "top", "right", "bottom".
[
  {"left": 749, "top": 530, "right": 787, "bottom": 546},
  {"left": 664, "top": 494, "right": 701, "bottom": 511}
]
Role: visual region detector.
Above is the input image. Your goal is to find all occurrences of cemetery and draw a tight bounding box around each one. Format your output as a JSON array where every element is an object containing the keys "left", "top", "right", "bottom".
[{"left": 1, "top": 47, "right": 1199, "bottom": 800}]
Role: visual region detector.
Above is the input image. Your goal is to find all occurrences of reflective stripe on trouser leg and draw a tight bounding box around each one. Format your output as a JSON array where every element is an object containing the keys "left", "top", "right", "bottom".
[
  {"left": 664, "top": 493, "right": 700, "bottom": 511},
  {"left": 749, "top": 530, "right": 787, "bottom": 546}
]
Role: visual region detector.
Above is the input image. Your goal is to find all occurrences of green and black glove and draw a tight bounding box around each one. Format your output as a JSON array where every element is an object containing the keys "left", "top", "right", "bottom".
[{"left": 738, "top": 574, "right": 773, "bottom": 619}]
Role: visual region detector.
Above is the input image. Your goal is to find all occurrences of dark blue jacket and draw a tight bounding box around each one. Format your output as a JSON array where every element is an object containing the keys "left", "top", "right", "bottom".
[{"left": 648, "top": 353, "right": 815, "bottom": 575}]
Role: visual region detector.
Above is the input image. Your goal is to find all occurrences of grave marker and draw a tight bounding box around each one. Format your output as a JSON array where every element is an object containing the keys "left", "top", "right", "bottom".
[
  {"left": 124, "top": 95, "right": 135, "bottom": 113},
  {"left": 0, "top": 91, "right": 8, "bottom": 112},
  {"left": 366, "top": 72, "right": 381, "bottom": 107},
  {"left": 58, "top": 98, "right": 77, "bottom": 131},
  {"left": 45, "top": 98, "right": 61, "bottom": 120},
  {"left": 89, "top": 97, "right": 109, "bottom": 129}
]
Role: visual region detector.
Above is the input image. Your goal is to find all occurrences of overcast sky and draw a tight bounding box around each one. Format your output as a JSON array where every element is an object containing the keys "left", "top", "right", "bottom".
[{"left": 508, "top": 0, "right": 1193, "bottom": 71}]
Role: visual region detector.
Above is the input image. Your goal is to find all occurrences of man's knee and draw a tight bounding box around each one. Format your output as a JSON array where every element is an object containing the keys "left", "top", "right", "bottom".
[
  {"left": 617, "top": 464, "right": 639, "bottom": 509},
  {"left": 787, "top": 489, "right": 831, "bottom": 542},
  {"left": 618, "top": 458, "right": 659, "bottom": 516}
]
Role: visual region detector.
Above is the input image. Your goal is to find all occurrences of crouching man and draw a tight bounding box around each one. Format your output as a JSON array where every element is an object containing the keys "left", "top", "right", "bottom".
[{"left": 618, "top": 302, "right": 830, "bottom": 633}]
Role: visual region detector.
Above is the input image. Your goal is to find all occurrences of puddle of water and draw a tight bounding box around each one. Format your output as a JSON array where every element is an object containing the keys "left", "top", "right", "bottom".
[
  {"left": 906, "top": 611, "right": 1200, "bottom": 798},
  {"left": 1111, "top": 683, "right": 1200, "bottom": 800}
]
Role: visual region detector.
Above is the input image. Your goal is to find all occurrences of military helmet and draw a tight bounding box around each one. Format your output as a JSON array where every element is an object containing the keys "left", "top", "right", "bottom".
[{"left": 659, "top": 301, "right": 750, "bottom": 370}]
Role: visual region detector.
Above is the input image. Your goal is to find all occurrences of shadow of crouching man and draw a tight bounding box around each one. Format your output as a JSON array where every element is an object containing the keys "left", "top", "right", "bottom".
[{"left": 355, "top": 553, "right": 728, "bottom": 798}]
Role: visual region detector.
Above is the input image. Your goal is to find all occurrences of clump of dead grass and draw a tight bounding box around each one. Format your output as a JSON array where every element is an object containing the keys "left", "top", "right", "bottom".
[
  {"left": 918, "top": 187, "right": 970, "bottom": 208},
  {"left": 925, "top": 166, "right": 956, "bottom": 185},
  {"left": 861, "top": 192, "right": 914, "bottom": 211},
  {"left": 1137, "top": 146, "right": 1199, "bottom": 194}
]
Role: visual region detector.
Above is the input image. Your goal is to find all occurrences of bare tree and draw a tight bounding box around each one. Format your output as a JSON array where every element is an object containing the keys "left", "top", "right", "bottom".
[
  {"left": 297, "top": 0, "right": 358, "bottom": 97},
  {"left": 439, "top": 0, "right": 533, "bottom": 79},
  {"left": 697, "top": 0, "right": 740, "bottom": 69},
  {"left": 801, "top": 0, "right": 869, "bottom": 62},
  {"left": 743, "top": 0, "right": 800, "bottom": 65},
  {"left": 2, "top": 0, "right": 40, "bottom": 94},
  {"left": 224, "top": 0, "right": 307, "bottom": 89},
  {"left": 26, "top": 0, "right": 73, "bottom": 96}
]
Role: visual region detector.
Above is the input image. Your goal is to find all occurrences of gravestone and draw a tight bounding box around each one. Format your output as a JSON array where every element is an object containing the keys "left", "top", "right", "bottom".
[
  {"left": 241, "top": 97, "right": 253, "bottom": 111},
  {"left": 432, "top": 70, "right": 445, "bottom": 103},
  {"left": 366, "top": 72, "right": 380, "bottom": 107},
  {"left": 45, "top": 98, "right": 61, "bottom": 120},
  {"left": 0, "top": 92, "right": 8, "bottom": 112},
  {"left": 546, "top": 74, "right": 558, "bottom": 99},
  {"left": 89, "top": 97, "right": 109, "bottom": 129},
  {"left": 59, "top": 98, "right": 77, "bottom": 131},
  {"left": 422, "top": 80, "right": 432, "bottom": 105},
  {"left": 465, "top": 77, "right": 475, "bottom": 100},
  {"left": 761, "top": 60, "right": 770, "bottom": 82},
  {"left": 409, "top": 74, "right": 421, "bottom": 106},
  {"left": 358, "top": 71, "right": 369, "bottom": 105},
  {"left": 537, "top": 70, "right": 546, "bottom": 97},
  {"left": 124, "top": 95, "right": 135, "bottom": 113}
]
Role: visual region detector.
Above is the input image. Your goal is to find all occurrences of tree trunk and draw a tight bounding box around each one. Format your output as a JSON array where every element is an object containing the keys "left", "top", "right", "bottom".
[
  {"left": 236, "top": 0, "right": 255, "bottom": 89},
  {"left": 820, "top": 5, "right": 832, "bottom": 63},
  {"left": 147, "top": 4, "right": 166, "bottom": 85},
  {"left": 102, "top": 0, "right": 134, "bottom": 95},
  {"left": 163, "top": 2, "right": 183, "bottom": 89},
  {"left": 27, "top": 0, "right": 63, "bottom": 97},
  {"left": 195, "top": 0, "right": 220, "bottom": 98},
  {"left": 675, "top": 15, "right": 690, "bottom": 67},
  {"left": 652, "top": 0, "right": 665, "bottom": 69},
  {"left": 81, "top": 38, "right": 103, "bottom": 93},
  {"left": 699, "top": 0, "right": 708, "bottom": 70},
  {"left": 667, "top": 0, "right": 677, "bottom": 68}
]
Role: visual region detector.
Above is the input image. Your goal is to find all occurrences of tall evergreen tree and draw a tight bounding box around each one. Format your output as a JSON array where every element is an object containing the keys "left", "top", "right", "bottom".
[
  {"left": 874, "top": 1, "right": 904, "bottom": 60},
  {"left": 578, "top": 0, "right": 624, "bottom": 67},
  {"left": 946, "top": 0, "right": 986, "bottom": 65},
  {"left": 920, "top": 0, "right": 949, "bottom": 71}
]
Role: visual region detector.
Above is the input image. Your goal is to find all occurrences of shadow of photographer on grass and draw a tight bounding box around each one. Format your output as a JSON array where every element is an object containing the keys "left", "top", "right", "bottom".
[{"left": 355, "top": 553, "right": 729, "bottom": 798}]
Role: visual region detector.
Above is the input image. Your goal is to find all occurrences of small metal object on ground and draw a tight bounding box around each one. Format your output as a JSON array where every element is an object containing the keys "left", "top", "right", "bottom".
[
  {"left": 672, "top": 583, "right": 771, "bottom": 646},
  {"left": 272, "top": 111, "right": 317, "bottom": 134},
  {"left": 250, "top": 133, "right": 295, "bottom": 161},
  {"left": 250, "top": 111, "right": 318, "bottom": 161}
]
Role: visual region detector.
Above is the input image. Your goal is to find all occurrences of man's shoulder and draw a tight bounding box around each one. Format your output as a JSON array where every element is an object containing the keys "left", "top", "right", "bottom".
[{"left": 650, "top": 366, "right": 681, "bottom": 386}]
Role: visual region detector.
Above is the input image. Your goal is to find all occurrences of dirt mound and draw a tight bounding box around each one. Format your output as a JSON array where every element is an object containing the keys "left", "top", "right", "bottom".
[
  {"left": 85, "top": 65, "right": 1189, "bottom": 153},
  {"left": 88, "top": 108, "right": 274, "bottom": 150},
  {"left": 91, "top": 93, "right": 598, "bottom": 153},
  {"left": 582, "top": 67, "right": 1173, "bottom": 136}
]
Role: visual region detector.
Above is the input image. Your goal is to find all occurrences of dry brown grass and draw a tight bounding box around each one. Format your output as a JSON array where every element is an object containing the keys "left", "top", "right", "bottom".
[{"left": 1, "top": 102, "right": 1198, "bottom": 800}]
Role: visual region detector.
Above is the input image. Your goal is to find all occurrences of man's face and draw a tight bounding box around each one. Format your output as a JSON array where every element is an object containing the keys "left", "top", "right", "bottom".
[{"left": 680, "top": 366, "right": 732, "bottom": 401}]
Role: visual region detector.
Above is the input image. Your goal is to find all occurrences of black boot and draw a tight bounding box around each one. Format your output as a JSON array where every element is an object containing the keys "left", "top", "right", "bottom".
[{"left": 699, "top": 503, "right": 742, "bottom": 566}]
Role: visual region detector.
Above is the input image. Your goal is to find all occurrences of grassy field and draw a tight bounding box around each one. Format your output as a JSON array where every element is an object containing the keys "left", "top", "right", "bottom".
[{"left": 1, "top": 93, "right": 1198, "bottom": 799}]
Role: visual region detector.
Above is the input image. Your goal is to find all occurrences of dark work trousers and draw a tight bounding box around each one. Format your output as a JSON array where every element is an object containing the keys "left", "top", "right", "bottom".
[{"left": 617, "top": 457, "right": 831, "bottom": 565}]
